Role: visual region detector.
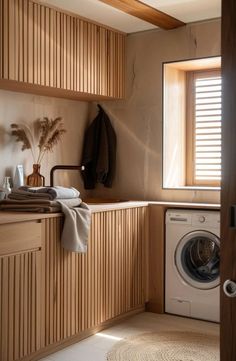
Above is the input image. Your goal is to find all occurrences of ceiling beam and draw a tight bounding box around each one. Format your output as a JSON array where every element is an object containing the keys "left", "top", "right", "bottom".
[{"left": 99, "top": 0, "right": 185, "bottom": 30}]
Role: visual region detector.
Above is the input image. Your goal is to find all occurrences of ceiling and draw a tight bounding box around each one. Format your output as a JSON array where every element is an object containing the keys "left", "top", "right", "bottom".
[{"left": 39, "top": 0, "right": 221, "bottom": 33}]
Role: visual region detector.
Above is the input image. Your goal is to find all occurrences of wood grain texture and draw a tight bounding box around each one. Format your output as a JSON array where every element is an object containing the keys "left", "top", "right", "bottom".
[
  {"left": 42, "top": 208, "right": 148, "bottom": 347},
  {"left": 0, "top": 250, "right": 42, "bottom": 361},
  {"left": 221, "top": 1, "right": 236, "bottom": 360},
  {"left": 147, "top": 204, "right": 165, "bottom": 313},
  {"left": 0, "top": 221, "right": 42, "bottom": 256},
  {"left": 0, "top": 0, "right": 126, "bottom": 99},
  {"left": 0, "top": 206, "right": 148, "bottom": 360},
  {"left": 99, "top": 0, "right": 185, "bottom": 30}
]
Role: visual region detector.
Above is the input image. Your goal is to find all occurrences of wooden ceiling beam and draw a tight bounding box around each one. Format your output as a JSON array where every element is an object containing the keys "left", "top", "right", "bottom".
[{"left": 99, "top": 0, "right": 185, "bottom": 30}]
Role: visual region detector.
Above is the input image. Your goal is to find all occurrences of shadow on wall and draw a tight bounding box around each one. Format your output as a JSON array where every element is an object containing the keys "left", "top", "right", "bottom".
[
  {"left": 0, "top": 125, "right": 6, "bottom": 149},
  {"left": 99, "top": 104, "right": 160, "bottom": 159},
  {"left": 0, "top": 125, "right": 15, "bottom": 178}
]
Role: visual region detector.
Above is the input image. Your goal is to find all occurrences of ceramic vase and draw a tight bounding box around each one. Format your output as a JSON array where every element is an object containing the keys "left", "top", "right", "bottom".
[{"left": 27, "top": 164, "right": 45, "bottom": 187}]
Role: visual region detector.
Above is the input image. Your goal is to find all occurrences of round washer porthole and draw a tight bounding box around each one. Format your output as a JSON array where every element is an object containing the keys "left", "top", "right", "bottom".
[{"left": 175, "top": 230, "right": 220, "bottom": 290}]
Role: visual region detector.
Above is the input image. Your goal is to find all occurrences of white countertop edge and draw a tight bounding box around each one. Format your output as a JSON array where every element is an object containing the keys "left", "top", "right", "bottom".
[
  {"left": 88, "top": 200, "right": 220, "bottom": 212},
  {"left": 148, "top": 201, "right": 220, "bottom": 208},
  {"left": 88, "top": 201, "right": 149, "bottom": 213}
]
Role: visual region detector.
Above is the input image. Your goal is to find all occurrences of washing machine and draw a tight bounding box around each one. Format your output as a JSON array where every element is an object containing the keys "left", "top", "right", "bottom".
[{"left": 165, "top": 209, "right": 220, "bottom": 322}]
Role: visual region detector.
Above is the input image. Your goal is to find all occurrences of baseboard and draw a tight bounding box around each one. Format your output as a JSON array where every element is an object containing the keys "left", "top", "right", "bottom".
[{"left": 22, "top": 306, "right": 145, "bottom": 361}]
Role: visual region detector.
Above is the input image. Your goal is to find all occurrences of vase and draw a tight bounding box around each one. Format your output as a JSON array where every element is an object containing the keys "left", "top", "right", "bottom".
[{"left": 27, "top": 164, "right": 45, "bottom": 187}]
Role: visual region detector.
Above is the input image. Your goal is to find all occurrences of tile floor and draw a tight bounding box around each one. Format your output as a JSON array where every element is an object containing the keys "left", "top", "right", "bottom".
[{"left": 40, "top": 312, "right": 219, "bottom": 361}]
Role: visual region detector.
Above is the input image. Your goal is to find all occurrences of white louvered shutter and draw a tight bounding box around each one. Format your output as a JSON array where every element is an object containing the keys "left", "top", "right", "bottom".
[{"left": 193, "top": 71, "right": 222, "bottom": 185}]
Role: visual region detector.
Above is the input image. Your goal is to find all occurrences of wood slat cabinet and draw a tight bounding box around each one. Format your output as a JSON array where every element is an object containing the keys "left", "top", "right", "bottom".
[
  {"left": 42, "top": 207, "right": 148, "bottom": 350},
  {"left": 0, "top": 206, "right": 148, "bottom": 361},
  {"left": 0, "top": 0, "right": 125, "bottom": 100},
  {"left": 0, "top": 220, "right": 43, "bottom": 361}
]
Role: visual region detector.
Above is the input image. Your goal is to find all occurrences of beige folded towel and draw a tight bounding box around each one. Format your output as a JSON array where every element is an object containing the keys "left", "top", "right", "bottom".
[
  {"left": 57, "top": 200, "right": 91, "bottom": 253},
  {"left": 0, "top": 197, "right": 83, "bottom": 214},
  {"left": 0, "top": 205, "right": 61, "bottom": 213},
  {"left": 0, "top": 199, "right": 58, "bottom": 205},
  {"left": 0, "top": 198, "right": 81, "bottom": 207},
  {"left": 14, "top": 186, "right": 80, "bottom": 200},
  {"left": 8, "top": 190, "right": 52, "bottom": 200}
]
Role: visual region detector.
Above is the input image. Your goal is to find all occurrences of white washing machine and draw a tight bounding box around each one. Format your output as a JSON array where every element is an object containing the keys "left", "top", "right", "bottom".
[{"left": 165, "top": 209, "right": 220, "bottom": 322}]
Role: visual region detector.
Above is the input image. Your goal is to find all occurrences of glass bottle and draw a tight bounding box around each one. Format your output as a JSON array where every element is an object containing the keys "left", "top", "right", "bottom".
[
  {"left": 2, "top": 176, "right": 11, "bottom": 197},
  {"left": 27, "top": 164, "right": 45, "bottom": 187}
]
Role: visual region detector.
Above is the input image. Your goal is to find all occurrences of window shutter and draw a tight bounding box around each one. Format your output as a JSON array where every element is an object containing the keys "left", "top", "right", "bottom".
[{"left": 192, "top": 71, "right": 222, "bottom": 185}]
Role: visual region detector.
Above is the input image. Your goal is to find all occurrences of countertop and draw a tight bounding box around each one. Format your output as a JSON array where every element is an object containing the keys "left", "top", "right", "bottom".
[
  {"left": 88, "top": 201, "right": 149, "bottom": 212},
  {"left": 149, "top": 201, "right": 220, "bottom": 209},
  {"left": 0, "top": 201, "right": 149, "bottom": 224},
  {"left": 0, "top": 200, "right": 220, "bottom": 224}
]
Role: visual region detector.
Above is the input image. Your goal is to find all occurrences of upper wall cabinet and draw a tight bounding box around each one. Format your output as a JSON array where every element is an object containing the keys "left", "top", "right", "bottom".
[{"left": 0, "top": 0, "right": 126, "bottom": 100}]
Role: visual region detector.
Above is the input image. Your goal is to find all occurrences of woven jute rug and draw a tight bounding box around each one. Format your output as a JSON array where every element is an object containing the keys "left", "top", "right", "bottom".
[{"left": 106, "top": 331, "right": 219, "bottom": 361}]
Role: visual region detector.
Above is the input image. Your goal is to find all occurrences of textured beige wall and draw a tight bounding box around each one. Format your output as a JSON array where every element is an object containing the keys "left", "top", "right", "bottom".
[
  {"left": 92, "top": 19, "right": 221, "bottom": 203},
  {"left": 0, "top": 90, "right": 89, "bottom": 197}
]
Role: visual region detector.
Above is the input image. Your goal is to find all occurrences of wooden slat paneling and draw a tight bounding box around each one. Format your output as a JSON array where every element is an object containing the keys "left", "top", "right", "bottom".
[
  {"left": 0, "top": 206, "right": 147, "bottom": 360},
  {"left": 43, "top": 207, "right": 148, "bottom": 346},
  {"left": 0, "top": 250, "right": 42, "bottom": 361},
  {"left": 0, "top": 0, "right": 125, "bottom": 99}
]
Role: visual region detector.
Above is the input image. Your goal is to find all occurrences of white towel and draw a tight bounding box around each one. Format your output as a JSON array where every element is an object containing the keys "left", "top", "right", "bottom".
[{"left": 57, "top": 199, "right": 91, "bottom": 253}]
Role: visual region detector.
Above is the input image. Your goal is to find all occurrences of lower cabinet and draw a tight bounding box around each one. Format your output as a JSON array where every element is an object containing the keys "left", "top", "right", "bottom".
[
  {"left": 0, "top": 228, "right": 42, "bottom": 361},
  {"left": 0, "top": 206, "right": 148, "bottom": 360}
]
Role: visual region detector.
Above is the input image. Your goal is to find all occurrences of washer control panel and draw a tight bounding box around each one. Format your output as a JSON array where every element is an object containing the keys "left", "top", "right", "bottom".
[
  {"left": 166, "top": 210, "right": 220, "bottom": 229},
  {"left": 192, "top": 212, "right": 220, "bottom": 228}
]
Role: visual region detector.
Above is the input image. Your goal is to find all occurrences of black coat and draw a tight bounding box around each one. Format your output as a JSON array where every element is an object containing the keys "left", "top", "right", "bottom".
[{"left": 81, "top": 105, "right": 116, "bottom": 189}]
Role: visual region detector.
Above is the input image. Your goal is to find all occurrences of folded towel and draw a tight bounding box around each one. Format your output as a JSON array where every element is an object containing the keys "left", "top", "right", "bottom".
[
  {"left": 0, "top": 199, "right": 59, "bottom": 205},
  {"left": 1, "top": 185, "right": 91, "bottom": 253},
  {"left": 0, "top": 204, "right": 61, "bottom": 213},
  {"left": 8, "top": 190, "right": 52, "bottom": 200},
  {"left": 14, "top": 186, "right": 80, "bottom": 200},
  {"left": 0, "top": 198, "right": 81, "bottom": 207},
  {"left": 57, "top": 200, "right": 91, "bottom": 253},
  {"left": 0, "top": 198, "right": 81, "bottom": 214}
]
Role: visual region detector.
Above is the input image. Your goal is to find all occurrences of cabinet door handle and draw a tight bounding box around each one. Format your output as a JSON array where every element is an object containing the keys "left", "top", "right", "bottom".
[{"left": 223, "top": 279, "right": 236, "bottom": 297}]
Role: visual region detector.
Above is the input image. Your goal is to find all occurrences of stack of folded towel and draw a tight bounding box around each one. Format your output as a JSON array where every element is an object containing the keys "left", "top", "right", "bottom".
[{"left": 0, "top": 186, "right": 91, "bottom": 253}]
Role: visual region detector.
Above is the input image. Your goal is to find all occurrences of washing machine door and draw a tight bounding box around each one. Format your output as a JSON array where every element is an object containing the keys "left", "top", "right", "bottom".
[{"left": 175, "top": 230, "right": 220, "bottom": 290}]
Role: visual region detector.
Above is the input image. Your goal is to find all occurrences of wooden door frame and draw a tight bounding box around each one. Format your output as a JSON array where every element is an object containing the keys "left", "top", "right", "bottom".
[{"left": 221, "top": 1, "right": 236, "bottom": 360}]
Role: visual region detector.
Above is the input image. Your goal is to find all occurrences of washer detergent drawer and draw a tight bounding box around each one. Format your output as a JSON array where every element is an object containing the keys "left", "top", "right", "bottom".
[{"left": 165, "top": 298, "right": 191, "bottom": 317}]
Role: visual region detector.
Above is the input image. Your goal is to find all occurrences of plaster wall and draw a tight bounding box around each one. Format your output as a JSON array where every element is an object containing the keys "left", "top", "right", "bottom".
[
  {"left": 93, "top": 19, "right": 221, "bottom": 203},
  {"left": 0, "top": 90, "right": 89, "bottom": 197}
]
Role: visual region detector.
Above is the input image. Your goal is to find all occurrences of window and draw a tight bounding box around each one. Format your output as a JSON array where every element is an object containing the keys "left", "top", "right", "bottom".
[
  {"left": 163, "top": 57, "right": 221, "bottom": 189},
  {"left": 186, "top": 70, "right": 222, "bottom": 186}
]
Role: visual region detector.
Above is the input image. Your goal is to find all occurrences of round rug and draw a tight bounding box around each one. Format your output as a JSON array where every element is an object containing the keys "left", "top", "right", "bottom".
[{"left": 106, "top": 331, "right": 219, "bottom": 361}]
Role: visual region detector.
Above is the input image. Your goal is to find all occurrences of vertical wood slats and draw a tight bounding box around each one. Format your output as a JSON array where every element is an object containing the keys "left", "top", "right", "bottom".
[
  {"left": 0, "top": 250, "right": 42, "bottom": 361},
  {"left": 43, "top": 207, "right": 148, "bottom": 346},
  {"left": 0, "top": 207, "right": 147, "bottom": 361},
  {"left": 0, "top": 0, "right": 125, "bottom": 98}
]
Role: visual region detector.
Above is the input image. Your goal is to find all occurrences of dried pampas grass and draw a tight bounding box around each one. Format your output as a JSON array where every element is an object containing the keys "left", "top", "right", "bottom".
[
  {"left": 11, "top": 117, "right": 66, "bottom": 164},
  {"left": 11, "top": 124, "right": 31, "bottom": 151}
]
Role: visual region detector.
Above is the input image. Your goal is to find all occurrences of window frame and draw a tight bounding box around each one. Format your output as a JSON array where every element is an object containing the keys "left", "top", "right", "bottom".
[{"left": 186, "top": 68, "right": 222, "bottom": 187}]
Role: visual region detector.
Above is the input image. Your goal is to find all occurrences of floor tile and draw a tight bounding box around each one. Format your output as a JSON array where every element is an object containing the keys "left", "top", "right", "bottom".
[{"left": 39, "top": 312, "right": 219, "bottom": 361}]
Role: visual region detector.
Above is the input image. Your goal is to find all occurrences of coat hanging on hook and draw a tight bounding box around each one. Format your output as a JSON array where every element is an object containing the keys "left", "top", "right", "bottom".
[{"left": 81, "top": 104, "right": 117, "bottom": 189}]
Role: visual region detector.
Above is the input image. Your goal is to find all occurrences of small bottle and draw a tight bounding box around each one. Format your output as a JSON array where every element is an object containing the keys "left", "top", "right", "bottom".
[
  {"left": 13, "top": 165, "right": 24, "bottom": 189},
  {"left": 2, "top": 177, "right": 11, "bottom": 198}
]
